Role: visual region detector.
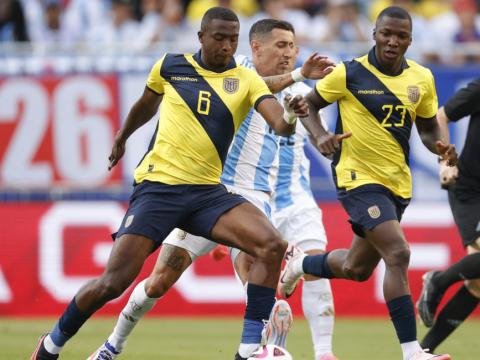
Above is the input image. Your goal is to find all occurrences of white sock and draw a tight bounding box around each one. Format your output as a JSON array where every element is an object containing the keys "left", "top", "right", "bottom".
[
  {"left": 44, "top": 335, "right": 63, "bottom": 355},
  {"left": 238, "top": 343, "right": 259, "bottom": 358},
  {"left": 302, "top": 279, "right": 335, "bottom": 358},
  {"left": 401, "top": 340, "right": 422, "bottom": 360},
  {"left": 107, "top": 279, "right": 159, "bottom": 352}
]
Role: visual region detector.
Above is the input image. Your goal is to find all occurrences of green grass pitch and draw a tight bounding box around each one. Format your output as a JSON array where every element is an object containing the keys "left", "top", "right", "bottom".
[{"left": 2, "top": 317, "right": 479, "bottom": 359}]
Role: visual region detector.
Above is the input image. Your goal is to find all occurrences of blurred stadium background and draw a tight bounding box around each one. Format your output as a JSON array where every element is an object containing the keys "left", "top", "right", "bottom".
[{"left": 1, "top": 0, "right": 480, "bottom": 358}]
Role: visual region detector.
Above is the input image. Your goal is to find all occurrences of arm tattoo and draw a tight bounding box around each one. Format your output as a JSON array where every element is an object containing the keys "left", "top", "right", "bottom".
[
  {"left": 263, "top": 73, "right": 294, "bottom": 94},
  {"left": 159, "top": 245, "right": 187, "bottom": 272}
]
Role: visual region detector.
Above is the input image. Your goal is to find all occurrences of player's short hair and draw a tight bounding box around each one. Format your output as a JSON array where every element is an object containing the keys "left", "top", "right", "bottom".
[
  {"left": 376, "top": 6, "right": 412, "bottom": 27},
  {"left": 200, "top": 7, "right": 239, "bottom": 31},
  {"left": 249, "top": 19, "right": 295, "bottom": 42}
]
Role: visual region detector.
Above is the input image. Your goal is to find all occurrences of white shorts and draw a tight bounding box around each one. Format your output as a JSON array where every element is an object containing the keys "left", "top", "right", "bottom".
[
  {"left": 163, "top": 185, "right": 271, "bottom": 261},
  {"left": 273, "top": 194, "right": 328, "bottom": 252}
]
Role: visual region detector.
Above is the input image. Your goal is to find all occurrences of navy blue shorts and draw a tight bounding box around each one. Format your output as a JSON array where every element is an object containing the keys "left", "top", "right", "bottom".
[
  {"left": 113, "top": 181, "right": 247, "bottom": 248},
  {"left": 337, "top": 184, "right": 410, "bottom": 237}
]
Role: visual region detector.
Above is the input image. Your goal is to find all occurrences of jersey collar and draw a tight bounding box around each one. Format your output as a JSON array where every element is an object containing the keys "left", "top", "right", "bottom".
[
  {"left": 368, "top": 46, "right": 409, "bottom": 76},
  {"left": 193, "top": 50, "right": 237, "bottom": 73}
]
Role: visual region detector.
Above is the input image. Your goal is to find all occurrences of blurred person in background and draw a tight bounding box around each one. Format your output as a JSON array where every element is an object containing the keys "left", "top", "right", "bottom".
[
  {"left": 309, "top": 0, "right": 371, "bottom": 44},
  {"left": 28, "top": 0, "right": 83, "bottom": 50},
  {"left": 0, "top": 0, "right": 29, "bottom": 42},
  {"left": 88, "top": 0, "right": 138, "bottom": 49},
  {"left": 424, "top": 0, "right": 480, "bottom": 64},
  {"left": 63, "top": 0, "right": 108, "bottom": 45},
  {"left": 417, "top": 78, "right": 480, "bottom": 354},
  {"left": 251, "top": 0, "right": 311, "bottom": 43}
]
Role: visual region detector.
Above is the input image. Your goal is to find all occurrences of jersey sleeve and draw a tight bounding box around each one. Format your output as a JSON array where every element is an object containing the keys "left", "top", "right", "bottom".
[
  {"left": 246, "top": 70, "right": 274, "bottom": 110},
  {"left": 146, "top": 55, "right": 167, "bottom": 95},
  {"left": 416, "top": 70, "right": 438, "bottom": 119},
  {"left": 314, "top": 63, "right": 347, "bottom": 103},
  {"left": 444, "top": 79, "right": 480, "bottom": 122}
]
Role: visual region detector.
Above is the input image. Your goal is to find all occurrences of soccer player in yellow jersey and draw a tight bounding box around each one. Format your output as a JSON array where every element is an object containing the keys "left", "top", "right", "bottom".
[
  {"left": 279, "top": 6, "right": 458, "bottom": 360},
  {"left": 31, "top": 7, "right": 309, "bottom": 360}
]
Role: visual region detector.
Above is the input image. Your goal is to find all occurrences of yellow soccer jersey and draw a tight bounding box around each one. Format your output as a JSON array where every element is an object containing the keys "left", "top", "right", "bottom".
[
  {"left": 134, "top": 52, "right": 274, "bottom": 185},
  {"left": 315, "top": 48, "right": 438, "bottom": 199}
]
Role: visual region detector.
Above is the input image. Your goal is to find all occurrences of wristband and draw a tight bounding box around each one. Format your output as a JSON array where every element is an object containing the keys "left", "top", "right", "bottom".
[
  {"left": 291, "top": 67, "right": 306, "bottom": 82},
  {"left": 283, "top": 111, "right": 297, "bottom": 125}
]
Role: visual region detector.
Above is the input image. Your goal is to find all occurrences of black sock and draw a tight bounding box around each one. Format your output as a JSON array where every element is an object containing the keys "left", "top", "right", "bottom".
[
  {"left": 434, "top": 253, "right": 480, "bottom": 292},
  {"left": 421, "top": 286, "right": 479, "bottom": 352},
  {"left": 387, "top": 295, "right": 417, "bottom": 343},
  {"left": 302, "top": 252, "right": 334, "bottom": 279}
]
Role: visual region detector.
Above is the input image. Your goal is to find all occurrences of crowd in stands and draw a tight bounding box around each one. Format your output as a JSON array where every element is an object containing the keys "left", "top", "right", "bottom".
[{"left": 1, "top": 0, "right": 479, "bottom": 65}]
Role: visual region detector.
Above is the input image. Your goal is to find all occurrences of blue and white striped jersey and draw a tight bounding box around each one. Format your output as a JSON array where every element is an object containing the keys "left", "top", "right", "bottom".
[
  {"left": 274, "top": 82, "right": 317, "bottom": 211},
  {"left": 221, "top": 55, "right": 280, "bottom": 193}
]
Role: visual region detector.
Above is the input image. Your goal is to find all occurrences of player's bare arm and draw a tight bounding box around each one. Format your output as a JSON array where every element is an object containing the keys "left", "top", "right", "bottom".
[
  {"left": 416, "top": 115, "right": 458, "bottom": 166},
  {"left": 262, "top": 52, "right": 335, "bottom": 93},
  {"left": 109, "top": 87, "right": 163, "bottom": 170},
  {"left": 303, "top": 89, "right": 351, "bottom": 156},
  {"left": 256, "top": 95, "right": 308, "bottom": 136}
]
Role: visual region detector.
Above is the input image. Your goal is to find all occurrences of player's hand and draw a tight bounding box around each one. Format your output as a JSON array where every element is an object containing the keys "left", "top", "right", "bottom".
[
  {"left": 439, "top": 161, "right": 458, "bottom": 187},
  {"left": 436, "top": 140, "right": 457, "bottom": 167},
  {"left": 209, "top": 245, "right": 229, "bottom": 261},
  {"left": 285, "top": 94, "right": 309, "bottom": 118},
  {"left": 108, "top": 131, "right": 126, "bottom": 170},
  {"left": 314, "top": 131, "right": 352, "bottom": 157},
  {"left": 301, "top": 52, "right": 335, "bottom": 80}
]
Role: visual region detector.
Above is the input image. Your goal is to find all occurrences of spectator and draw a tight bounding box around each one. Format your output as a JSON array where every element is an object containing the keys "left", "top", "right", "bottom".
[
  {"left": 424, "top": 0, "right": 480, "bottom": 64},
  {"left": 0, "top": 0, "right": 29, "bottom": 42},
  {"left": 309, "top": 0, "right": 371, "bottom": 44},
  {"left": 63, "top": 0, "right": 108, "bottom": 45},
  {"left": 88, "top": 0, "right": 138, "bottom": 50}
]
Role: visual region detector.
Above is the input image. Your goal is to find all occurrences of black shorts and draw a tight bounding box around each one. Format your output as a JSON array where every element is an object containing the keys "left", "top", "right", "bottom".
[
  {"left": 113, "top": 181, "right": 247, "bottom": 248},
  {"left": 448, "top": 187, "right": 480, "bottom": 247},
  {"left": 337, "top": 184, "right": 410, "bottom": 238}
]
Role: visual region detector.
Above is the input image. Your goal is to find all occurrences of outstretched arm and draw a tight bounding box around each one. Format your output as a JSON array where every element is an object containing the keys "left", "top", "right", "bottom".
[
  {"left": 416, "top": 115, "right": 457, "bottom": 166},
  {"left": 109, "top": 87, "right": 163, "bottom": 170},
  {"left": 302, "top": 89, "right": 351, "bottom": 156},
  {"left": 262, "top": 53, "right": 335, "bottom": 93}
]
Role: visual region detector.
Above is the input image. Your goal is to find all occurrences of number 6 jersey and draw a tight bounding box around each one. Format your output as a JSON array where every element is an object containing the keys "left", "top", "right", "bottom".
[
  {"left": 315, "top": 47, "right": 438, "bottom": 199},
  {"left": 134, "top": 51, "right": 273, "bottom": 185}
]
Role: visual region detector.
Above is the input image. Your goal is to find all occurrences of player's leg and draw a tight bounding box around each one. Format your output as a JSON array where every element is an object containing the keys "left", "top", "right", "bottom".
[
  {"left": 211, "top": 202, "right": 287, "bottom": 359},
  {"left": 32, "top": 234, "right": 155, "bottom": 360},
  {"left": 279, "top": 234, "right": 381, "bottom": 298},
  {"left": 89, "top": 230, "right": 216, "bottom": 359},
  {"left": 417, "top": 189, "right": 480, "bottom": 328},
  {"left": 421, "top": 239, "right": 480, "bottom": 352}
]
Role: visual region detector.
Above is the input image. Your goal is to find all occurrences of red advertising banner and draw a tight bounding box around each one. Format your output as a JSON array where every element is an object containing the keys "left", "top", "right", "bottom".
[
  {"left": 0, "top": 202, "right": 468, "bottom": 317},
  {"left": 0, "top": 76, "right": 121, "bottom": 189}
]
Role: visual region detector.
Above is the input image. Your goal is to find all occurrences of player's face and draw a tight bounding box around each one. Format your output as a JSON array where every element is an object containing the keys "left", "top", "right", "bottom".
[
  {"left": 254, "top": 29, "right": 297, "bottom": 77},
  {"left": 199, "top": 19, "right": 239, "bottom": 68},
  {"left": 373, "top": 16, "right": 412, "bottom": 69}
]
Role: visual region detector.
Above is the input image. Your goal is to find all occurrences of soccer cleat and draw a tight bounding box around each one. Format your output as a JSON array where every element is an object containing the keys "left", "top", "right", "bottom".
[
  {"left": 318, "top": 354, "right": 340, "bottom": 360},
  {"left": 416, "top": 270, "right": 444, "bottom": 327},
  {"left": 278, "top": 246, "right": 306, "bottom": 298},
  {"left": 263, "top": 299, "right": 293, "bottom": 348},
  {"left": 87, "top": 341, "right": 120, "bottom": 360},
  {"left": 407, "top": 349, "right": 451, "bottom": 360},
  {"left": 30, "top": 334, "right": 59, "bottom": 360}
]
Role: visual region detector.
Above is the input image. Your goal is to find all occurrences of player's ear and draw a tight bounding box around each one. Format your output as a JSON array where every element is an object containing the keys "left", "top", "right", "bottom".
[
  {"left": 251, "top": 39, "right": 261, "bottom": 53},
  {"left": 372, "top": 28, "right": 376, "bottom": 41},
  {"left": 198, "top": 30, "right": 204, "bottom": 44}
]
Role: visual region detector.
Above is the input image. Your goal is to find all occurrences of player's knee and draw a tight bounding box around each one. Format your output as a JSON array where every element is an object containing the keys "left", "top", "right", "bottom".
[
  {"left": 343, "top": 263, "right": 373, "bottom": 282},
  {"left": 144, "top": 274, "right": 173, "bottom": 298},
  {"left": 94, "top": 277, "right": 129, "bottom": 301},
  {"left": 255, "top": 232, "right": 287, "bottom": 262},
  {"left": 466, "top": 279, "right": 480, "bottom": 299},
  {"left": 383, "top": 245, "right": 410, "bottom": 268}
]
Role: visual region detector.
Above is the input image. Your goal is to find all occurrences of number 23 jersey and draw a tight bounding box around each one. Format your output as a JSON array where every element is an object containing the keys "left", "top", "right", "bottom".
[
  {"left": 134, "top": 52, "right": 273, "bottom": 185},
  {"left": 315, "top": 48, "right": 438, "bottom": 199}
]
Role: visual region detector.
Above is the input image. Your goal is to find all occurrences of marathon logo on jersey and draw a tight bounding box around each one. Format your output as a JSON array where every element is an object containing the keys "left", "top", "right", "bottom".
[
  {"left": 368, "top": 205, "right": 381, "bottom": 219},
  {"left": 223, "top": 78, "right": 239, "bottom": 94},
  {"left": 407, "top": 85, "right": 420, "bottom": 103}
]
